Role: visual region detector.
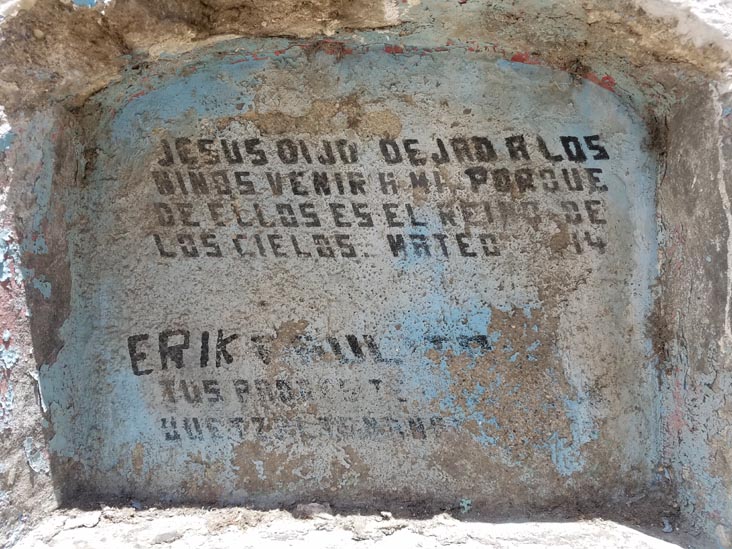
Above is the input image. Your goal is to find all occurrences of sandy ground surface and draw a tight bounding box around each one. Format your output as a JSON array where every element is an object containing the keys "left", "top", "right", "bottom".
[{"left": 8, "top": 505, "right": 705, "bottom": 549}]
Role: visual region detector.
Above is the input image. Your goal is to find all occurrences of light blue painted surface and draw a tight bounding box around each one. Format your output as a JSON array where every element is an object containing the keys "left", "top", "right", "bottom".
[
  {"left": 31, "top": 36, "right": 658, "bottom": 504},
  {"left": 0, "top": 131, "right": 15, "bottom": 151}
]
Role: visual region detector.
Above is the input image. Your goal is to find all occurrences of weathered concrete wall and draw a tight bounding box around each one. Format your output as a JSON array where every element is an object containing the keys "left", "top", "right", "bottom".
[
  {"left": 33, "top": 37, "right": 660, "bottom": 509},
  {"left": 0, "top": 104, "right": 76, "bottom": 544},
  {"left": 656, "top": 82, "right": 732, "bottom": 545},
  {"left": 0, "top": 0, "right": 731, "bottom": 547}
]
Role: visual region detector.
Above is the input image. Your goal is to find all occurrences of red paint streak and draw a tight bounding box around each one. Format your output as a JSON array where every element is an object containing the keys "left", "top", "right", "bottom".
[
  {"left": 384, "top": 44, "right": 404, "bottom": 54},
  {"left": 470, "top": 43, "right": 486, "bottom": 52},
  {"left": 584, "top": 72, "right": 616, "bottom": 92},
  {"left": 129, "top": 90, "right": 146, "bottom": 101},
  {"left": 507, "top": 52, "right": 616, "bottom": 93},
  {"left": 154, "top": 40, "right": 619, "bottom": 95},
  {"left": 510, "top": 52, "right": 542, "bottom": 65},
  {"left": 599, "top": 75, "right": 616, "bottom": 91}
]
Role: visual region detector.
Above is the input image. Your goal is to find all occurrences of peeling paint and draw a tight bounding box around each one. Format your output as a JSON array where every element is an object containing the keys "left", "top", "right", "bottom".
[
  {"left": 22, "top": 437, "right": 49, "bottom": 474},
  {"left": 22, "top": 34, "right": 660, "bottom": 509},
  {"left": 0, "top": 229, "right": 23, "bottom": 285},
  {"left": 0, "top": 0, "right": 731, "bottom": 545},
  {"left": 0, "top": 343, "right": 19, "bottom": 430}
]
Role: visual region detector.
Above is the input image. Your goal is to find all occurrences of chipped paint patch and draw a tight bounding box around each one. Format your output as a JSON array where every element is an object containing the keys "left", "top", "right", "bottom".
[
  {"left": 0, "top": 342, "right": 20, "bottom": 430},
  {"left": 23, "top": 436, "right": 49, "bottom": 474},
  {"left": 0, "top": 229, "right": 23, "bottom": 285}
]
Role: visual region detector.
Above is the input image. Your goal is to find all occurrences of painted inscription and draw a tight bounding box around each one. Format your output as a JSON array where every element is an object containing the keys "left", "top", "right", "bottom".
[
  {"left": 128, "top": 327, "right": 493, "bottom": 442},
  {"left": 41, "top": 42, "right": 658, "bottom": 500},
  {"left": 150, "top": 134, "right": 610, "bottom": 260},
  {"left": 132, "top": 131, "right": 612, "bottom": 444}
]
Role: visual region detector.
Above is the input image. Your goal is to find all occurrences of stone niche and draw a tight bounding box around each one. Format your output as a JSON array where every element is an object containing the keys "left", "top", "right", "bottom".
[{"left": 32, "top": 39, "right": 660, "bottom": 509}]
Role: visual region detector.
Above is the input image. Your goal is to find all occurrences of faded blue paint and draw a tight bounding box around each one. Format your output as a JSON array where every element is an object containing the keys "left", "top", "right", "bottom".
[
  {"left": 459, "top": 497, "right": 472, "bottom": 513},
  {"left": 32, "top": 33, "right": 658, "bottom": 501},
  {"left": 546, "top": 397, "right": 600, "bottom": 476},
  {"left": 0, "top": 130, "right": 15, "bottom": 151},
  {"left": 0, "top": 229, "right": 51, "bottom": 299},
  {"left": 27, "top": 235, "right": 48, "bottom": 255},
  {"left": 10, "top": 115, "right": 57, "bottom": 278},
  {"left": 0, "top": 344, "right": 19, "bottom": 430},
  {"left": 31, "top": 277, "right": 51, "bottom": 299},
  {"left": 0, "top": 346, "right": 19, "bottom": 370},
  {"left": 107, "top": 58, "right": 267, "bottom": 147},
  {"left": 23, "top": 436, "right": 50, "bottom": 474},
  {"left": 0, "top": 229, "right": 23, "bottom": 285}
]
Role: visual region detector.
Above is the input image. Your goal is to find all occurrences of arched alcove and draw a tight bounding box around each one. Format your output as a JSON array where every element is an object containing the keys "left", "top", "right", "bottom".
[
  {"left": 23, "top": 36, "right": 659, "bottom": 507},
  {"left": 1, "top": 0, "right": 730, "bottom": 546}
]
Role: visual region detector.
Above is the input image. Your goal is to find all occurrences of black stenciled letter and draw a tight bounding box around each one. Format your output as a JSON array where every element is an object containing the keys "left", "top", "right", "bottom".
[
  {"left": 128, "top": 334, "right": 152, "bottom": 375},
  {"left": 158, "top": 139, "right": 175, "bottom": 167},
  {"left": 560, "top": 136, "right": 587, "bottom": 162},
  {"left": 216, "top": 330, "right": 239, "bottom": 367},
  {"left": 159, "top": 329, "right": 190, "bottom": 370},
  {"left": 379, "top": 139, "right": 403, "bottom": 164},
  {"left": 537, "top": 136, "right": 563, "bottom": 162},
  {"left": 464, "top": 167, "right": 488, "bottom": 192},
  {"left": 505, "top": 135, "right": 530, "bottom": 160},
  {"left": 584, "top": 135, "right": 610, "bottom": 160}
]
